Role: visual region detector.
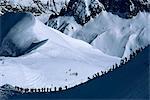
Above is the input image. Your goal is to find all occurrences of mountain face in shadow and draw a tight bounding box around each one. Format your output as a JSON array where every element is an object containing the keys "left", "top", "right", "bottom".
[
  {"left": 99, "top": 0, "right": 150, "bottom": 18},
  {"left": 0, "top": 12, "right": 48, "bottom": 57},
  {"left": 9, "top": 45, "right": 149, "bottom": 99}
]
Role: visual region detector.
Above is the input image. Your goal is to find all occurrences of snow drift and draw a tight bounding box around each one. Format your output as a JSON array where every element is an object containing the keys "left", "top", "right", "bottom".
[{"left": 0, "top": 12, "right": 120, "bottom": 89}]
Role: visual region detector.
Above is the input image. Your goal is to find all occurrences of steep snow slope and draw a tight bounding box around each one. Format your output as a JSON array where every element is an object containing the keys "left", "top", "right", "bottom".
[
  {"left": 0, "top": 12, "right": 120, "bottom": 89},
  {"left": 72, "top": 11, "right": 150, "bottom": 58},
  {"left": 46, "top": 16, "right": 82, "bottom": 35},
  {"left": 8, "top": 45, "right": 150, "bottom": 99}
]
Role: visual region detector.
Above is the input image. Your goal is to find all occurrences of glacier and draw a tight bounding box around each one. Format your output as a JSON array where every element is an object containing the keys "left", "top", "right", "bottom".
[
  {"left": 72, "top": 11, "right": 150, "bottom": 58},
  {"left": 0, "top": 12, "right": 120, "bottom": 89}
]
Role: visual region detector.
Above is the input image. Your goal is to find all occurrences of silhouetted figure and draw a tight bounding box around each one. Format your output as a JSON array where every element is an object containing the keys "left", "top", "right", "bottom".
[
  {"left": 88, "top": 77, "right": 91, "bottom": 80},
  {"left": 115, "top": 63, "right": 118, "bottom": 68},
  {"left": 101, "top": 71, "right": 104, "bottom": 75},
  {"left": 65, "top": 86, "right": 68, "bottom": 90},
  {"left": 110, "top": 68, "right": 113, "bottom": 71},
  {"left": 97, "top": 72, "right": 100, "bottom": 76},
  {"left": 120, "top": 59, "right": 124, "bottom": 65},
  {"left": 30, "top": 89, "right": 34, "bottom": 93},
  {"left": 20, "top": 87, "right": 24, "bottom": 92},
  {"left": 132, "top": 52, "right": 136, "bottom": 57},
  {"left": 95, "top": 74, "right": 98, "bottom": 77},
  {"left": 125, "top": 57, "right": 127, "bottom": 62},
  {"left": 15, "top": 86, "right": 19, "bottom": 91},
  {"left": 34, "top": 89, "right": 37, "bottom": 92},
  {"left": 38, "top": 88, "right": 40, "bottom": 92},
  {"left": 43, "top": 88, "right": 46, "bottom": 92},
  {"left": 24, "top": 88, "right": 29, "bottom": 93},
  {"left": 135, "top": 49, "right": 139, "bottom": 54},
  {"left": 46, "top": 88, "right": 49, "bottom": 92},
  {"left": 130, "top": 54, "right": 133, "bottom": 59},
  {"left": 59, "top": 87, "right": 62, "bottom": 91},
  {"left": 54, "top": 87, "right": 57, "bottom": 91},
  {"left": 93, "top": 74, "right": 96, "bottom": 78},
  {"left": 49, "top": 88, "right": 52, "bottom": 92},
  {"left": 112, "top": 65, "right": 115, "bottom": 70},
  {"left": 41, "top": 88, "right": 44, "bottom": 92}
]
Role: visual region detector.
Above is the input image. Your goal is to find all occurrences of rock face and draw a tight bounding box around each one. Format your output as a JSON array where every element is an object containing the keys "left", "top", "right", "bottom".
[
  {"left": 62, "top": 0, "right": 104, "bottom": 24},
  {"left": 99, "top": 0, "right": 150, "bottom": 18},
  {"left": 63, "top": 0, "right": 104, "bottom": 25},
  {"left": 45, "top": 0, "right": 149, "bottom": 36},
  {"left": 0, "top": 84, "right": 20, "bottom": 100},
  {"left": 47, "top": 0, "right": 150, "bottom": 25},
  {"left": 46, "top": 0, "right": 104, "bottom": 35},
  {"left": 1, "top": 0, "right": 149, "bottom": 25}
]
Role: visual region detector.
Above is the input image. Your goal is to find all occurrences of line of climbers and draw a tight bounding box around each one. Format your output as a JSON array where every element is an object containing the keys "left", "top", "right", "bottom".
[
  {"left": 88, "top": 45, "right": 147, "bottom": 80},
  {"left": 15, "top": 85, "right": 68, "bottom": 93},
  {"left": 14, "top": 45, "right": 148, "bottom": 93}
]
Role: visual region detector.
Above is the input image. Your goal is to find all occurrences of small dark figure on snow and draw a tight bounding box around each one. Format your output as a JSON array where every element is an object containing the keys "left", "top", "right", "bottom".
[
  {"left": 125, "top": 57, "right": 127, "bottom": 62},
  {"left": 88, "top": 77, "right": 91, "bottom": 80},
  {"left": 54, "top": 87, "right": 57, "bottom": 91},
  {"left": 115, "top": 63, "right": 118, "bottom": 68},
  {"left": 65, "top": 86, "right": 67, "bottom": 89},
  {"left": 59, "top": 87, "right": 62, "bottom": 91},
  {"left": 97, "top": 72, "right": 100, "bottom": 76},
  {"left": 120, "top": 59, "right": 124, "bottom": 65},
  {"left": 130, "top": 54, "right": 133, "bottom": 59}
]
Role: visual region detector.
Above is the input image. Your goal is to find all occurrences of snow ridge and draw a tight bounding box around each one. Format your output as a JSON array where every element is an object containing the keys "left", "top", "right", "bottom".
[
  {"left": 1, "top": 44, "right": 148, "bottom": 94},
  {"left": 0, "top": 12, "right": 121, "bottom": 89}
]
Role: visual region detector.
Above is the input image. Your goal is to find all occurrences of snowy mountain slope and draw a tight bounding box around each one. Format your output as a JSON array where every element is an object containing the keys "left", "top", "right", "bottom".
[
  {"left": 45, "top": 0, "right": 150, "bottom": 37},
  {"left": 0, "top": 12, "right": 121, "bottom": 89},
  {"left": 7, "top": 45, "right": 150, "bottom": 99},
  {"left": 46, "top": 16, "right": 82, "bottom": 35},
  {"left": 0, "top": 45, "right": 149, "bottom": 99},
  {"left": 72, "top": 11, "right": 150, "bottom": 58}
]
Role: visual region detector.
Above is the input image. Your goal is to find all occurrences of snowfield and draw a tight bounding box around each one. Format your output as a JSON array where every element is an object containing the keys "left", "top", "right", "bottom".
[
  {"left": 0, "top": 12, "right": 121, "bottom": 89},
  {"left": 72, "top": 11, "right": 150, "bottom": 58}
]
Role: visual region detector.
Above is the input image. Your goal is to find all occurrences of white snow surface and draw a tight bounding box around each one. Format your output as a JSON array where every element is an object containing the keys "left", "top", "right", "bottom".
[
  {"left": 0, "top": 12, "right": 120, "bottom": 89},
  {"left": 47, "top": 16, "right": 82, "bottom": 36},
  {"left": 72, "top": 11, "right": 150, "bottom": 58}
]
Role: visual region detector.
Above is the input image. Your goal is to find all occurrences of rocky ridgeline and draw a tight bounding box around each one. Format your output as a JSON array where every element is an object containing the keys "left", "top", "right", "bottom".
[
  {"left": 1, "top": 0, "right": 149, "bottom": 23},
  {"left": 47, "top": 0, "right": 150, "bottom": 26},
  {"left": 59, "top": 0, "right": 104, "bottom": 25},
  {"left": 0, "top": 0, "right": 42, "bottom": 16},
  {"left": 0, "top": 0, "right": 66, "bottom": 16},
  {"left": 45, "top": 0, "right": 150, "bottom": 34},
  {"left": 99, "top": 0, "right": 150, "bottom": 18}
]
